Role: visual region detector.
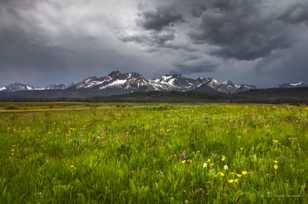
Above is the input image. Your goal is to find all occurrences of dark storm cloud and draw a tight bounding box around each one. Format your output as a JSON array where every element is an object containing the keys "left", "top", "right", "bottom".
[
  {"left": 278, "top": 2, "right": 308, "bottom": 25},
  {"left": 1, "top": 0, "right": 308, "bottom": 87},
  {"left": 0, "top": 22, "right": 70, "bottom": 69},
  {"left": 0, "top": 3, "right": 73, "bottom": 84},
  {"left": 136, "top": 0, "right": 308, "bottom": 61},
  {"left": 138, "top": 9, "right": 183, "bottom": 31},
  {"left": 0, "top": 0, "right": 37, "bottom": 7},
  {"left": 174, "top": 60, "right": 217, "bottom": 74},
  {"left": 0, "top": 0, "right": 165, "bottom": 85},
  {"left": 256, "top": 30, "right": 308, "bottom": 85},
  {"left": 121, "top": 30, "right": 175, "bottom": 47},
  {"left": 0, "top": 8, "right": 43, "bottom": 77},
  {"left": 188, "top": 0, "right": 308, "bottom": 60},
  {"left": 130, "top": 0, "right": 308, "bottom": 84}
]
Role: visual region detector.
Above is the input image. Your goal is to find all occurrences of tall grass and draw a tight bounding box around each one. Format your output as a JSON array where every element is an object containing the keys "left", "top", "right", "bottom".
[{"left": 0, "top": 104, "right": 307, "bottom": 203}]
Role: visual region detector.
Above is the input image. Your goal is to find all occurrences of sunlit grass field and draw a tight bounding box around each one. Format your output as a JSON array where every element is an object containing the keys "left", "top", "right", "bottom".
[{"left": 0, "top": 103, "right": 307, "bottom": 203}]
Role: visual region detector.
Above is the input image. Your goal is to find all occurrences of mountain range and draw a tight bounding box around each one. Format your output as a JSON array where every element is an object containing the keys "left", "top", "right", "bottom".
[
  {"left": 0, "top": 71, "right": 257, "bottom": 95},
  {"left": 0, "top": 71, "right": 307, "bottom": 102}
]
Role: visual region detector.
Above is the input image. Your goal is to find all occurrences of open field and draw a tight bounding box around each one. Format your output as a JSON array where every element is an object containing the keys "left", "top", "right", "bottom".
[{"left": 0, "top": 103, "right": 307, "bottom": 203}]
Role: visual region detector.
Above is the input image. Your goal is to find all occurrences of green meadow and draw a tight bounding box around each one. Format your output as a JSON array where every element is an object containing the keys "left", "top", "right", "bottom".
[{"left": 0, "top": 103, "right": 307, "bottom": 203}]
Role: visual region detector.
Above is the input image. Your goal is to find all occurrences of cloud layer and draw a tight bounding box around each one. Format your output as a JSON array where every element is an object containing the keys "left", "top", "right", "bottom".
[{"left": 0, "top": 0, "right": 307, "bottom": 87}]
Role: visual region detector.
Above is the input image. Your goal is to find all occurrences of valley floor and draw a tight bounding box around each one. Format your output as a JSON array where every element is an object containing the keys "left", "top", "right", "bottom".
[{"left": 0, "top": 103, "right": 307, "bottom": 203}]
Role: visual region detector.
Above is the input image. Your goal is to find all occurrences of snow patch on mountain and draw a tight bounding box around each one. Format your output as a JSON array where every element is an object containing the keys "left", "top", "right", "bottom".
[
  {"left": 0, "top": 87, "right": 7, "bottom": 91},
  {"left": 279, "top": 82, "right": 306, "bottom": 88}
]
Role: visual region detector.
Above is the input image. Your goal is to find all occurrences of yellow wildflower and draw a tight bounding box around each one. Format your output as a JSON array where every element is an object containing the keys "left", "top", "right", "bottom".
[
  {"left": 273, "top": 160, "right": 279, "bottom": 164},
  {"left": 241, "top": 170, "right": 248, "bottom": 176},
  {"left": 273, "top": 139, "right": 279, "bottom": 144},
  {"left": 273, "top": 164, "right": 279, "bottom": 170},
  {"left": 228, "top": 179, "right": 235, "bottom": 184},
  {"left": 181, "top": 160, "right": 192, "bottom": 164},
  {"left": 221, "top": 155, "right": 226, "bottom": 162},
  {"left": 218, "top": 172, "right": 225, "bottom": 177},
  {"left": 69, "top": 164, "right": 76, "bottom": 173}
]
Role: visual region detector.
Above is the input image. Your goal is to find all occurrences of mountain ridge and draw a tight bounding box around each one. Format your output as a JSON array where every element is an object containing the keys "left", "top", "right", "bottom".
[{"left": 0, "top": 71, "right": 306, "bottom": 97}]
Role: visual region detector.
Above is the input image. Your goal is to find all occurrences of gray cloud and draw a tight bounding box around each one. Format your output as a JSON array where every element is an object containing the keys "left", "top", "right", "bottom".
[
  {"left": 138, "top": 9, "right": 183, "bottom": 31},
  {"left": 256, "top": 27, "right": 308, "bottom": 85},
  {"left": 278, "top": 2, "right": 308, "bottom": 25},
  {"left": 174, "top": 60, "right": 217, "bottom": 74},
  {"left": 0, "top": 0, "right": 168, "bottom": 86},
  {"left": 121, "top": 30, "right": 175, "bottom": 48},
  {"left": 188, "top": 0, "right": 295, "bottom": 60},
  {"left": 0, "top": 0, "right": 308, "bottom": 87},
  {"left": 128, "top": 0, "right": 308, "bottom": 85}
]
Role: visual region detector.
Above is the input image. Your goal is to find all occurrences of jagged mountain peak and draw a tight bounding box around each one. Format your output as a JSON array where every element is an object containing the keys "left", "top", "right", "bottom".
[
  {"left": 109, "top": 70, "right": 129, "bottom": 79},
  {"left": 205, "top": 79, "right": 256, "bottom": 94},
  {"left": 107, "top": 70, "right": 144, "bottom": 80},
  {"left": 71, "top": 71, "right": 151, "bottom": 92}
]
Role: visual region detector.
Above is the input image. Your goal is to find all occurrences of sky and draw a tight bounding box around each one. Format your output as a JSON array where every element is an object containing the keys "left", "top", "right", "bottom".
[{"left": 0, "top": 0, "right": 308, "bottom": 87}]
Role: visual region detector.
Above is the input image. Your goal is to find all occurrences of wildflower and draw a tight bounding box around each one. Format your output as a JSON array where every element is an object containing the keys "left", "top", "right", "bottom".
[
  {"left": 223, "top": 165, "right": 229, "bottom": 171},
  {"left": 228, "top": 179, "right": 235, "bottom": 184},
  {"left": 273, "top": 160, "right": 279, "bottom": 164},
  {"left": 207, "top": 159, "right": 211, "bottom": 163},
  {"left": 273, "top": 139, "right": 279, "bottom": 144},
  {"left": 221, "top": 155, "right": 226, "bottom": 162},
  {"left": 181, "top": 160, "right": 192, "bottom": 164},
  {"left": 218, "top": 172, "right": 225, "bottom": 177},
  {"left": 241, "top": 170, "right": 248, "bottom": 176},
  {"left": 273, "top": 164, "right": 279, "bottom": 170},
  {"left": 203, "top": 162, "right": 208, "bottom": 168},
  {"left": 234, "top": 179, "right": 239, "bottom": 184},
  {"left": 236, "top": 173, "right": 242, "bottom": 178}
]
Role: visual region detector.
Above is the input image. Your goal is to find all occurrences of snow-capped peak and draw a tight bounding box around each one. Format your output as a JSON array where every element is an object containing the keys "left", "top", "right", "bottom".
[
  {"left": 0, "top": 83, "right": 35, "bottom": 92},
  {"left": 71, "top": 71, "right": 151, "bottom": 91},
  {"left": 205, "top": 79, "right": 256, "bottom": 94},
  {"left": 0, "top": 86, "right": 7, "bottom": 91},
  {"left": 289, "top": 82, "right": 305, "bottom": 87},
  {"left": 279, "top": 82, "right": 307, "bottom": 88}
]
